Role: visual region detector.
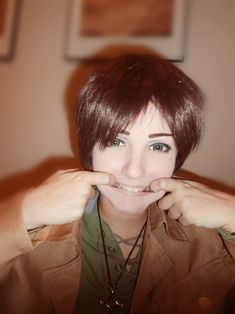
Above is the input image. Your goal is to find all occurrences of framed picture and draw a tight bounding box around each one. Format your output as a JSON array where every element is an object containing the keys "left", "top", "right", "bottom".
[
  {"left": 0, "top": 0, "right": 17, "bottom": 58},
  {"left": 66, "top": 0, "right": 187, "bottom": 61}
]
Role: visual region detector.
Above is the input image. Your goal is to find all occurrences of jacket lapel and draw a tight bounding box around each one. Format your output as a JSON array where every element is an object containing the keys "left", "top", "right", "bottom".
[
  {"left": 43, "top": 220, "right": 81, "bottom": 314},
  {"left": 130, "top": 208, "right": 173, "bottom": 313}
]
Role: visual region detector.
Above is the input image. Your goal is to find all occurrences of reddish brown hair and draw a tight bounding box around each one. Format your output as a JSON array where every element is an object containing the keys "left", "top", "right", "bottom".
[{"left": 75, "top": 54, "right": 204, "bottom": 170}]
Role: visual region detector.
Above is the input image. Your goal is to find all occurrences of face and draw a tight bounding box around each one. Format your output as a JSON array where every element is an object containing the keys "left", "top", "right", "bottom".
[{"left": 92, "top": 103, "right": 177, "bottom": 215}]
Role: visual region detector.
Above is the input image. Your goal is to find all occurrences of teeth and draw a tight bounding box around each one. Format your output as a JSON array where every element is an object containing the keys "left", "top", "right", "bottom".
[{"left": 115, "top": 183, "right": 148, "bottom": 193}]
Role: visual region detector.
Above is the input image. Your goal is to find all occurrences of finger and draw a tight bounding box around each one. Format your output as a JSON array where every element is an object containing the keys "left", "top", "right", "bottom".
[
  {"left": 89, "top": 186, "right": 97, "bottom": 200},
  {"left": 181, "top": 179, "right": 208, "bottom": 190},
  {"left": 180, "top": 180, "right": 229, "bottom": 199},
  {"left": 158, "top": 193, "right": 175, "bottom": 210},
  {"left": 151, "top": 178, "right": 184, "bottom": 193},
  {"left": 75, "top": 171, "right": 116, "bottom": 186},
  {"left": 55, "top": 169, "right": 115, "bottom": 186},
  {"left": 57, "top": 168, "right": 80, "bottom": 175},
  {"left": 173, "top": 175, "right": 213, "bottom": 193},
  {"left": 149, "top": 179, "right": 162, "bottom": 192}
]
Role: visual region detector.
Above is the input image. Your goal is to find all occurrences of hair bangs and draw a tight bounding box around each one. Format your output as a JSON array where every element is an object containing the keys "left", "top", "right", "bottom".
[
  {"left": 85, "top": 62, "right": 157, "bottom": 149},
  {"left": 75, "top": 54, "right": 204, "bottom": 170}
]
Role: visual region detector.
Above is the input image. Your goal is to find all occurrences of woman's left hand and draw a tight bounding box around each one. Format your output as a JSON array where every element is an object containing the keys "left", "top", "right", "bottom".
[{"left": 150, "top": 178, "right": 235, "bottom": 233}]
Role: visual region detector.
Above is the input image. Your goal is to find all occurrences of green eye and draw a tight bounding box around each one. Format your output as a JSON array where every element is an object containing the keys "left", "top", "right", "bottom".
[
  {"left": 110, "top": 138, "right": 124, "bottom": 147},
  {"left": 150, "top": 143, "right": 170, "bottom": 152}
]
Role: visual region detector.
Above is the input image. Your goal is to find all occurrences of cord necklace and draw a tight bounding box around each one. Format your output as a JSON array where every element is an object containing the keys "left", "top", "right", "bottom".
[{"left": 97, "top": 207, "right": 147, "bottom": 312}]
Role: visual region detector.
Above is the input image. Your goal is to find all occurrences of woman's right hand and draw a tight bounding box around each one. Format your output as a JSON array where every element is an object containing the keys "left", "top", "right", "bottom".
[{"left": 22, "top": 170, "right": 115, "bottom": 230}]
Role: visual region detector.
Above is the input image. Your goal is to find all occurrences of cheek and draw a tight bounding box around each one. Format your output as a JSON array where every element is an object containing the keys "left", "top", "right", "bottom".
[
  {"left": 146, "top": 154, "right": 176, "bottom": 179},
  {"left": 93, "top": 161, "right": 114, "bottom": 173},
  {"left": 93, "top": 148, "right": 177, "bottom": 180},
  {"left": 92, "top": 150, "right": 121, "bottom": 172}
]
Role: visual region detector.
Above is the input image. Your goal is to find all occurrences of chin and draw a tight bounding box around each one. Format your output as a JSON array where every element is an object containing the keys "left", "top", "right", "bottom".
[{"left": 97, "top": 185, "right": 165, "bottom": 214}]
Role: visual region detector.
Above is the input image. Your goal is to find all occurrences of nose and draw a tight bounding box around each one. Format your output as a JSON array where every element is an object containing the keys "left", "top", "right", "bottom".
[{"left": 121, "top": 152, "right": 145, "bottom": 179}]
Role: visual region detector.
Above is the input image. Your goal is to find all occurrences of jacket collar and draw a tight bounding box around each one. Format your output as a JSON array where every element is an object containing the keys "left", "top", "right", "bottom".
[
  {"left": 149, "top": 202, "right": 190, "bottom": 242},
  {"left": 130, "top": 204, "right": 173, "bottom": 313},
  {"left": 130, "top": 202, "right": 190, "bottom": 313}
]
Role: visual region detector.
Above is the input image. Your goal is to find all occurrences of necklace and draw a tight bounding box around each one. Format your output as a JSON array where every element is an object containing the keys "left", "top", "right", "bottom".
[{"left": 97, "top": 207, "right": 147, "bottom": 312}]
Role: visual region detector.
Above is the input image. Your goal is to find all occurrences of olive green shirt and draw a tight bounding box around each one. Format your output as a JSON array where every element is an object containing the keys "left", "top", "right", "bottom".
[
  {"left": 75, "top": 195, "right": 235, "bottom": 314},
  {"left": 76, "top": 201, "right": 143, "bottom": 314}
]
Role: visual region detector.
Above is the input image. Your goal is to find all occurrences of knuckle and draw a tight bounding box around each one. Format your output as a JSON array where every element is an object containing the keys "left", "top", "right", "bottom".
[
  {"left": 73, "top": 174, "right": 82, "bottom": 182},
  {"left": 80, "top": 183, "right": 93, "bottom": 198},
  {"left": 74, "top": 171, "right": 85, "bottom": 181},
  {"left": 178, "top": 198, "right": 186, "bottom": 208},
  {"left": 70, "top": 208, "right": 84, "bottom": 221},
  {"left": 184, "top": 182, "right": 192, "bottom": 188},
  {"left": 55, "top": 169, "right": 65, "bottom": 176},
  {"left": 182, "top": 209, "right": 194, "bottom": 222}
]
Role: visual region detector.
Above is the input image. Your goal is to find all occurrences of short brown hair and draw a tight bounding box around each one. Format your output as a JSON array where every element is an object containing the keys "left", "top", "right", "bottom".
[{"left": 75, "top": 54, "right": 204, "bottom": 170}]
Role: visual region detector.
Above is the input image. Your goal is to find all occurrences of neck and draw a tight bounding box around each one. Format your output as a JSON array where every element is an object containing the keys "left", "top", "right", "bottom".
[{"left": 98, "top": 197, "right": 147, "bottom": 239}]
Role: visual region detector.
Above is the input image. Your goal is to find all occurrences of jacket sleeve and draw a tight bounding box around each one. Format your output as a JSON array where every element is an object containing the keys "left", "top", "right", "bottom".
[
  {"left": 0, "top": 192, "right": 51, "bottom": 266},
  {"left": 223, "top": 239, "right": 235, "bottom": 260}
]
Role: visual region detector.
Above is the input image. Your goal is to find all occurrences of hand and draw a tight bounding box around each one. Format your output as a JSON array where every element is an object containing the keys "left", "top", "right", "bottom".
[
  {"left": 150, "top": 177, "right": 235, "bottom": 233},
  {"left": 22, "top": 169, "right": 115, "bottom": 230}
]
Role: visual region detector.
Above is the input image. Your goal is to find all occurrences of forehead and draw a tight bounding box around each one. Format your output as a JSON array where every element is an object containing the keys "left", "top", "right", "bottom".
[{"left": 125, "top": 102, "right": 171, "bottom": 134}]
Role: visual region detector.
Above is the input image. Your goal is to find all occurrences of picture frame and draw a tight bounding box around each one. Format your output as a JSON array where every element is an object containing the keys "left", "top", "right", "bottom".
[
  {"left": 66, "top": 0, "right": 188, "bottom": 61},
  {"left": 0, "top": 0, "right": 18, "bottom": 58}
]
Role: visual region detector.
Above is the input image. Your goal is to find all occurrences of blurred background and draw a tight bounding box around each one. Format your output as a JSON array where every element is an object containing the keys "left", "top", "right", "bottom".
[{"left": 0, "top": 0, "right": 234, "bottom": 198}]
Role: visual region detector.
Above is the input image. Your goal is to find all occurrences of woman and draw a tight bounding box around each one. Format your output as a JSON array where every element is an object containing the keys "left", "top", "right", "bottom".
[{"left": 1, "top": 55, "right": 235, "bottom": 314}]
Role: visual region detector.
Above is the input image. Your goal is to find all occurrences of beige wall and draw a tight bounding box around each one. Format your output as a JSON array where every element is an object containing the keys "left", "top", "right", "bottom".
[{"left": 0, "top": 0, "right": 234, "bottom": 197}]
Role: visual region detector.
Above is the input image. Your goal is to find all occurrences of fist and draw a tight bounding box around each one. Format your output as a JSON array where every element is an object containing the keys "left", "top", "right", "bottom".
[
  {"left": 22, "top": 169, "right": 115, "bottom": 229},
  {"left": 150, "top": 177, "right": 235, "bottom": 232}
]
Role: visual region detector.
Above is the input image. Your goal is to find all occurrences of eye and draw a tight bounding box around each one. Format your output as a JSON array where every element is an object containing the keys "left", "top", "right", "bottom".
[
  {"left": 110, "top": 137, "right": 125, "bottom": 147},
  {"left": 149, "top": 143, "right": 171, "bottom": 152}
]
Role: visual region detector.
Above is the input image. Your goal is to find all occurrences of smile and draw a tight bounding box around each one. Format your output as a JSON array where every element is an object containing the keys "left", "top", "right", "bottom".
[{"left": 113, "top": 182, "right": 151, "bottom": 193}]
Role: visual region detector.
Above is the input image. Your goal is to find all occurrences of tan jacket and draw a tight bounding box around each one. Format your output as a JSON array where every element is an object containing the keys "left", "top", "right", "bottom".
[{"left": 0, "top": 194, "right": 235, "bottom": 314}]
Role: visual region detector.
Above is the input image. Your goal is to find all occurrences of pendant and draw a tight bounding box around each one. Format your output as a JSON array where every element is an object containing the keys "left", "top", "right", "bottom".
[{"left": 99, "top": 286, "right": 124, "bottom": 312}]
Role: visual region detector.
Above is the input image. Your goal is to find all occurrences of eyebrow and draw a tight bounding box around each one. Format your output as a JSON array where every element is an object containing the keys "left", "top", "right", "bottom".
[
  {"left": 148, "top": 133, "right": 173, "bottom": 138},
  {"left": 120, "top": 130, "right": 173, "bottom": 138}
]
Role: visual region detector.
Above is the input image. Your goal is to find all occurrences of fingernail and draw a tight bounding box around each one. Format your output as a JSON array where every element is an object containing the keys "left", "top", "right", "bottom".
[
  {"left": 150, "top": 182, "right": 161, "bottom": 192},
  {"left": 109, "top": 175, "right": 116, "bottom": 185}
]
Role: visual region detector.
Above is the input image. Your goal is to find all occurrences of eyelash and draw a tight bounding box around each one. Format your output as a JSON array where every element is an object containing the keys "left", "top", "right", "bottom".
[
  {"left": 149, "top": 143, "right": 171, "bottom": 153},
  {"left": 109, "top": 138, "right": 125, "bottom": 147},
  {"left": 109, "top": 138, "right": 171, "bottom": 153}
]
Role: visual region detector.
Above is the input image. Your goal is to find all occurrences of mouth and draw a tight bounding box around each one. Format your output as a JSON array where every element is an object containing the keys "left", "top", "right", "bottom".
[{"left": 112, "top": 182, "right": 151, "bottom": 193}]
